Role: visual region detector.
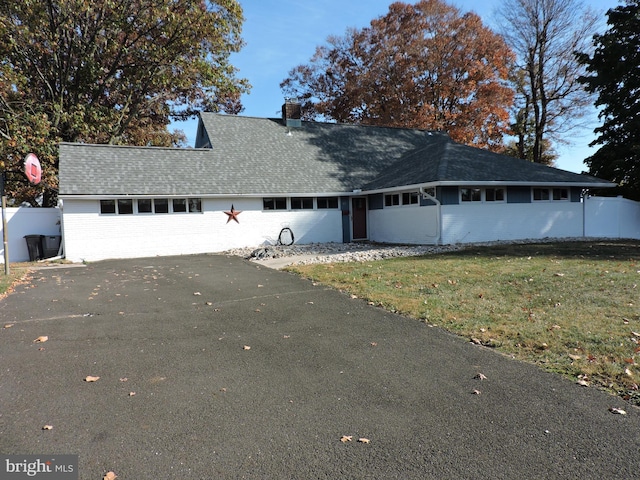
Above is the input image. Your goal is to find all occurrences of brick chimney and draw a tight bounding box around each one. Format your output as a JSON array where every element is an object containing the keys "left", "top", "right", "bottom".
[{"left": 282, "top": 98, "right": 302, "bottom": 128}]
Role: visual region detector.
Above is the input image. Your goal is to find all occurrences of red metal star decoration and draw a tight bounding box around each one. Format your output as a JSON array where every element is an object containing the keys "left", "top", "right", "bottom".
[{"left": 224, "top": 204, "right": 242, "bottom": 224}]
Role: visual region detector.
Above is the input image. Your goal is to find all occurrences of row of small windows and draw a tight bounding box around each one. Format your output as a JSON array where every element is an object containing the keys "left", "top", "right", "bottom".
[
  {"left": 460, "top": 187, "right": 569, "bottom": 203},
  {"left": 384, "top": 187, "right": 570, "bottom": 206},
  {"left": 263, "top": 197, "right": 340, "bottom": 210},
  {"left": 100, "top": 198, "right": 202, "bottom": 215},
  {"left": 384, "top": 191, "right": 420, "bottom": 207},
  {"left": 100, "top": 188, "right": 571, "bottom": 215}
]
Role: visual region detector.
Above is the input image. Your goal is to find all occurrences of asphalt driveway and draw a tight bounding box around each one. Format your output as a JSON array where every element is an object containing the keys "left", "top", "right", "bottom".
[{"left": 0, "top": 254, "right": 638, "bottom": 479}]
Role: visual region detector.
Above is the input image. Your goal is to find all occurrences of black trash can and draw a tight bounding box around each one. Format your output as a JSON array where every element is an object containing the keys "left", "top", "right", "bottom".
[
  {"left": 24, "top": 235, "right": 44, "bottom": 261},
  {"left": 42, "top": 235, "right": 61, "bottom": 258}
]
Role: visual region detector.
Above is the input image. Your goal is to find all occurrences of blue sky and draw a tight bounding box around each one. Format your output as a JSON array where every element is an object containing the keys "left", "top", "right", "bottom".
[{"left": 175, "top": 0, "right": 619, "bottom": 173}]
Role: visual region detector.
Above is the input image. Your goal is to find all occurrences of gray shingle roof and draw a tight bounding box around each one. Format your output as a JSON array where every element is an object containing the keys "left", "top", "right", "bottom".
[
  {"left": 197, "top": 113, "right": 442, "bottom": 194},
  {"left": 363, "top": 138, "right": 611, "bottom": 190},
  {"left": 58, "top": 144, "right": 219, "bottom": 196},
  {"left": 59, "top": 113, "right": 613, "bottom": 196}
]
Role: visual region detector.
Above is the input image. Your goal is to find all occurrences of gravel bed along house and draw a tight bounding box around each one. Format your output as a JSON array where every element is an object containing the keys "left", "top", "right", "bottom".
[{"left": 223, "top": 237, "right": 608, "bottom": 267}]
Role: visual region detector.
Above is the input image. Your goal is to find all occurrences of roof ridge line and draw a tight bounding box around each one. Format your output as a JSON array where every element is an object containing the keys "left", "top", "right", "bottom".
[{"left": 58, "top": 142, "right": 212, "bottom": 152}]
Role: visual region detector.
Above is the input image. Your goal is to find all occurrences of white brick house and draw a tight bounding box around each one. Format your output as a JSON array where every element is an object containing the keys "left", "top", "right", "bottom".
[{"left": 58, "top": 103, "right": 613, "bottom": 262}]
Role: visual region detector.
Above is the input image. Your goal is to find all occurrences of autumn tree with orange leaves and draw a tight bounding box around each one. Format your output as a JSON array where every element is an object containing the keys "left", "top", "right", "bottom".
[
  {"left": 0, "top": 0, "right": 248, "bottom": 206},
  {"left": 281, "top": 0, "right": 515, "bottom": 151}
]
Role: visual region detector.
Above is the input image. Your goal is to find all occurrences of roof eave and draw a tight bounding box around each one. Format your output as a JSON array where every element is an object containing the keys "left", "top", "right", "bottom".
[
  {"left": 58, "top": 190, "right": 357, "bottom": 200},
  {"left": 360, "top": 180, "right": 616, "bottom": 195},
  {"left": 435, "top": 180, "right": 616, "bottom": 188}
]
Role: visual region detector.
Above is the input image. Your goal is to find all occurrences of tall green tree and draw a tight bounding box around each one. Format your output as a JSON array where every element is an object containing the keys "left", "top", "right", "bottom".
[
  {"left": 0, "top": 0, "right": 249, "bottom": 206},
  {"left": 577, "top": 1, "right": 640, "bottom": 200},
  {"left": 505, "top": 69, "right": 558, "bottom": 165},
  {"left": 281, "top": 0, "right": 515, "bottom": 151},
  {"left": 496, "top": 0, "right": 598, "bottom": 165}
]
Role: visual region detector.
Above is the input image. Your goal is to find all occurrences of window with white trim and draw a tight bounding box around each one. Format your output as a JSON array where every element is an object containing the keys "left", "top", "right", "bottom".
[
  {"left": 485, "top": 188, "right": 505, "bottom": 202},
  {"left": 100, "top": 200, "right": 116, "bottom": 214},
  {"left": 461, "top": 188, "right": 482, "bottom": 202},
  {"left": 385, "top": 191, "right": 421, "bottom": 207},
  {"left": 461, "top": 187, "right": 506, "bottom": 203},
  {"left": 317, "top": 197, "right": 339, "bottom": 209},
  {"left": 553, "top": 188, "right": 569, "bottom": 201},
  {"left": 117, "top": 199, "right": 133, "bottom": 214},
  {"left": 402, "top": 192, "right": 419, "bottom": 205},
  {"left": 291, "top": 197, "right": 314, "bottom": 209},
  {"left": 263, "top": 197, "right": 287, "bottom": 210},
  {"left": 384, "top": 193, "right": 400, "bottom": 207},
  {"left": 533, "top": 188, "right": 568, "bottom": 201},
  {"left": 138, "top": 199, "right": 153, "bottom": 213},
  {"left": 189, "top": 199, "right": 202, "bottom": 212},
  {"left": 154, "top": 199, "right": 169, "bottom": 213},
  {"left": 173, "top": 198, "right": 187, "bottom": 213}
]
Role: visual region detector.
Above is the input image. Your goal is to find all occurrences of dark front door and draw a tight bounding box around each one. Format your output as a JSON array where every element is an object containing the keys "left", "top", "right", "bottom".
[{"left": 351, "top": 197, "right": 367, "bottom": 240}]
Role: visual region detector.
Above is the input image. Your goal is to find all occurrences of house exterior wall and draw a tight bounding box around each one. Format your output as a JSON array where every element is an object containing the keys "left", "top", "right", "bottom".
[
  {"left": 368, "top": 204, "right": 439, "bottom": 244},
  {"left": 57, "top": 195, "right": 639, "bottom": 263},
  {"left": 61, "top": 197, "right": 343, "bottom": 262},
  {"left": 0, "top": 208, "right": 61, "bottom": 263},
  {"left": 440, "top": 202, "right": 583, "bottom": 244}
]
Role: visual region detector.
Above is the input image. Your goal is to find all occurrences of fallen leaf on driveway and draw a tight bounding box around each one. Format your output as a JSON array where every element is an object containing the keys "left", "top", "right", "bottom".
[
  {"left": 4, "top": 324, "right": 13, "bottom": 329},
  {"left": 340, "top": 435, "right": 353, "bottom": 443},
  {"left": 576, "top": 379, "right": 589, "bottom": 387},
  {"left": 42, "top": 425, "right": 53, "bottom": 430},
  {"left": 193, "top": 292, "right": 201, "bottom": 296},
  {"left": 104, "top": 472, "right": 117, "bottom": 480},
  {"left": 84, "top": 375, "right": 100, "bottom": 382},
  {"left": 33, "top": 336, "right": 48, "bottom": 343},
  {"left": 243, "top": 345, "right": 251, "bottom": 350},
  {"left": 358, "top": 438, "right": 370, "bottom": 444},
  {"left": 472, "top": 389, "right": 481, "bottom": 395},
  {"left": 609, "top": 407, "right": 627, "bottom": 415},
  {"left": 474, "top": 373, "right": 488, "bottom": 380}
]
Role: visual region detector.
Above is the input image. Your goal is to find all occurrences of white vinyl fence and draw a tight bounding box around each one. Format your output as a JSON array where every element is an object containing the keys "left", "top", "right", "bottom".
[
  {"left": 0, "top": 207, "right": 62, "bottom": 263},
  {"left": 584, "top": 196, "right": 640, "bottom": 240}
]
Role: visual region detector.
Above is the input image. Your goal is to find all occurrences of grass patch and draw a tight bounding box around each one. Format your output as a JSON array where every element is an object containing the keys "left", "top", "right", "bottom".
[
  {"left": 289, "top": 241, "right": 640, "bottom": 404},
  {"left": 0, "top": 263, "right": 33, "bottom": 299}
]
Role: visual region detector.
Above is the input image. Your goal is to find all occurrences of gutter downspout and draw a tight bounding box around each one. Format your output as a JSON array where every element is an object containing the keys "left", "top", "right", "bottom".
[{"left": 420, "top": 187, "right": 441, "bottom": 246}]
